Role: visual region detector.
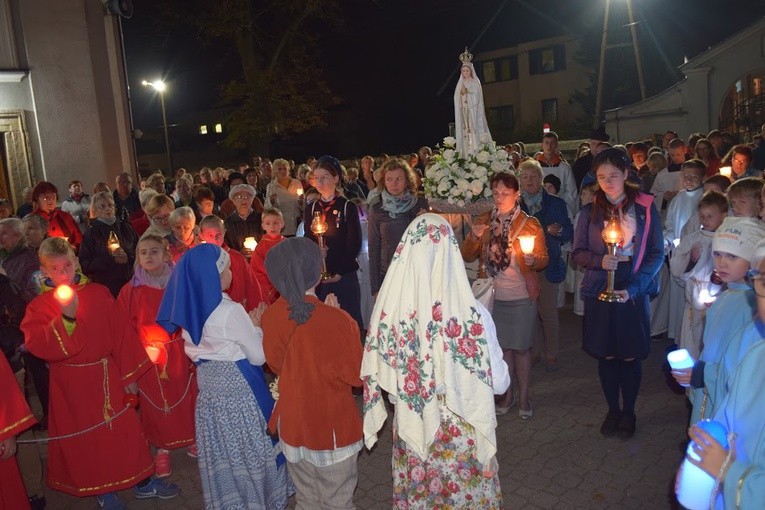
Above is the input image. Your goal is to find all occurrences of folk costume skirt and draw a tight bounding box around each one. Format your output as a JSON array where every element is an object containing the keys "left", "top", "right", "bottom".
[{"left": 195, "top": 361, "right": 291, "bottom": 510}]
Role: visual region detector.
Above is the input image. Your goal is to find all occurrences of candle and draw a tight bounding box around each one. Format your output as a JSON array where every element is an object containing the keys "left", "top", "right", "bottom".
[
  {"left": 54, "top": 285, "right": 75, "bottom": 306},
  {"left": 518, "top": 235, "right": 535, "bottom": 255},
  {"left": 145, "top": 345, "right": 161, "bottom": 364},
  {"left": 719, "top": 166, "right": 732, "bottom": 177},
  {"left": 676, "top": 420, "right": 729, "bottom": 510},
  {"left": 602, "top": 217, "right": 623, "bottom": 245},
  {"left": 107, "top": 231, "right": 120, "bottom": 253},
  {"left": 698, "top": 288, "right": 716, "bottom": 305},
  {"left": 667, "top": 349, "right": 695, "bottom": 387},
  {"left": 243, "top": 237, "right": 257, "bottom": 251},
  {"left": 296, "top": 188, "right": 304, "bottom": 197}
]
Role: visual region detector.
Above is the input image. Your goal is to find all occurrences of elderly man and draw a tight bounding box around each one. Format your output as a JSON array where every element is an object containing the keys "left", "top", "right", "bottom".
[
  {"left": 113, "top": 172, "right": 141, "bottom": 222},
  {"left": 223, "top": 183, "right": 264, "bottom": 256},
  {"left": 518, "top": 160, "right": 573, "bottom": 371}
]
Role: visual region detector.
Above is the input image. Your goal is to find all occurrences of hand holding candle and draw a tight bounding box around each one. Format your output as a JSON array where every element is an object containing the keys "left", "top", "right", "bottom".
[
  {"left": 518, "top": 234, "right": 536, "bottom": 266},
  {"left": 719, "top": 166, "right": 732, "bottom": 178},
  {"left": 54, "top": 284, "right": 78, "bottom": 317},
  {"left": 667, "top": 348, "right": 695, "bottom": 387}
]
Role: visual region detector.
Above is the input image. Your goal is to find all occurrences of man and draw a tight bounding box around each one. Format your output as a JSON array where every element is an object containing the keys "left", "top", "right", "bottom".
[
  {"left": 661, "top": 130, "right": 679, "bottom": 153},
  {"left": 415, "top": 146, "right": 432, "bottom": 174},
  {"left": 752, "top": 123, "right": 765, "bottom": 171},
  {"left": 518, "top": 160, "right": 573, "bottom": 371},
  {"left": 113, "top": 172, "right": 141, "bottom": 222},
  {"left": 535, "top": 131, "right": 578, "bottom": 216},
  {"left": 572, "top": 128, "right": 610, "bottom": 190},
  {"left": 360, "top": 155, "right": 376, "bottom": 193},
  {"left": 651, "top": 138, "right": 687, "bottom": 212}
]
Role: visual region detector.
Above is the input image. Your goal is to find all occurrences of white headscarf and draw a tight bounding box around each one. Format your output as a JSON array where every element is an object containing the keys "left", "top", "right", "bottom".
[
  {"left": 453, "top": 62, "right": 492, "bottom": 156},
  {"left": 361, "top": 213, "right": 498, "bottom": 465}
]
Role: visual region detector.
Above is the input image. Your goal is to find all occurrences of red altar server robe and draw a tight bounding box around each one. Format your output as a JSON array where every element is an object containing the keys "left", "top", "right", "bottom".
[
  {"left": 0, "top": 355, "right": 36, "bottom": 510},
  {"left": 116, "top": 283, "right": 197, "bottom": 449},
  {"left": 21, "top": 282, "right": 154, "bottom": 496},
  {"left": 225, "top": 246, "right": 264, "bottom": 311},
  {"left": 249, "top": 234, "right": 284, "bottom": 304}
]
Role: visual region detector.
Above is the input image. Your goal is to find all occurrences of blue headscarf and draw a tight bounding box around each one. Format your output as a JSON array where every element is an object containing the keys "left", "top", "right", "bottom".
[{"left": 156, "top": 243, "right": 230, "bottom": 345}]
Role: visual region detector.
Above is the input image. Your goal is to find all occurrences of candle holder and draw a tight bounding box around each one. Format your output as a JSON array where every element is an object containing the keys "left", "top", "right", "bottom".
[
  {"left": 107, "top": 231, "right": 120, "bottom": 254},
  {"left": 598, "top": 216, "right": 624, "bottom": 303},
  {"left": 310, "top": 211, "right": 333, "bottom": 280},
  {"left": 518, "top": 235, "right": 535, "bottom": 256},
  {"left": 719, "top": 166, "right": 732, "bottom": 178},
  {"left": 243, "top": 236, "right": 257, "bottom": 251}
]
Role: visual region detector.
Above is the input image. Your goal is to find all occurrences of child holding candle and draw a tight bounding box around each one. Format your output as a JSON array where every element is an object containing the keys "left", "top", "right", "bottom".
[
  {"left": 21, "top": 237, "right": 179, "bottom": 508},
  {"left": 672, "top": 216, "right": 765, "bottom": 426},
  {"left": 250, "top": 208, "right": 286, "bottom": 304},
  {"left": 669, "top": 191, "right": 727, "bottom": 359},
  {"left": 198, "top": 215, "right": 264, "bottom": 311},
  {"left": 156, "top": 244, "right": 290, "bottom": 509},
  {"left": 572, "top": 148, "right": 664, "bottom": 439},
  {"left": 117, "top": 234, "right": 197, "bottom": 480}
]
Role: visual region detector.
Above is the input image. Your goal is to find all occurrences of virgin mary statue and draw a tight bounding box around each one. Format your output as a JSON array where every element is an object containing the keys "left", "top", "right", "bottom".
[{"left": 454, "top": 47, "right": 491, "bottom": 156}]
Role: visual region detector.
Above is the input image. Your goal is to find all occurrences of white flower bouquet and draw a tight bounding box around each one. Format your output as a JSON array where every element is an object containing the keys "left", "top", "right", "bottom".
[{"left": 424, "top": 134, "right": 512, "bottom": 215}]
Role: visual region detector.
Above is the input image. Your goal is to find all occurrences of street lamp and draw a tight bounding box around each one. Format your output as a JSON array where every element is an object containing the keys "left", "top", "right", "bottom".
[{"left": 141, "top": 79, "right": 172, "bottom": 175}]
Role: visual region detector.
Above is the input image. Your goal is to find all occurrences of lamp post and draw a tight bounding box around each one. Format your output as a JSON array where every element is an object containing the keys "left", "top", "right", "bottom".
[{"left": 141, "top": 79, "right": 172, "bottom": 174}]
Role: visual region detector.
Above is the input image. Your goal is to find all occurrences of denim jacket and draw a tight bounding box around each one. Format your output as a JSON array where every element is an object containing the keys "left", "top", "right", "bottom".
[{"left": 572, "top": 192, "right": 663, "bottom": 299}]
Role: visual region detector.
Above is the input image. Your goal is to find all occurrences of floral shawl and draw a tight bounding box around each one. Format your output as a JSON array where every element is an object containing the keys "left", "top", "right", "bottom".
[{"left": 361, "top": 213, "right": 498, "bottom": 466}]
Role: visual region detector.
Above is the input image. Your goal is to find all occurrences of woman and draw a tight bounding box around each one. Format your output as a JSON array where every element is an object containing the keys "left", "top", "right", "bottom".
[
  {"left": 303, "top": 155, "right": 364, "bottom": 333},
  {"left": 454, "top": 49, "right": 491, "bottom": 156},
  {"left": 224, "top": 183, "right": 263, "bottom": 256},
  {"left": 218, "top": 172, "right": 245, "bottom": 218},
  {"left": 362, "top": 214, "right": 510, "bottom": 509},
  {"left": 143, "top": 194, "right": 175, "bottom": 238},
  {"left": 262, "top": 238, "right": 362, "bottom": 509},
  {"left": 572, "top": 148, "right": 663, "bottom": 439},
  {"left": 462, "top": 172, "right": 548, "bottom": 418},
  {"left": 723, "top": 144, "right": 760, "bottom": 180},
  {"left": 21, "top": 214, "right": 48, "bottom": 251},
  {"left": 30, "top": 181, "right": 82, "bottom": 252},
  {"left": 265, "top": 158, "right": 304, "bottom": 236},
  {"left": 367, "top": 158, "right": 428, "bottom": 296},
  {"left": 156, "top": 244, "right": 291, "bottom": 509},
  {"left": 694, "top": 138, "right": 721, "bottom": 177},
  {"left": 193, "top": 186, "right": 224, "bottom": 223},
  {"left": 168, "top": 206, "right": 200, "bottom": 262},
  {"left": 60, "top": 180, "right": 90, "bottom": 234},
  {"left": 78, "top": 191, "right": 138, "bottom": 297}
]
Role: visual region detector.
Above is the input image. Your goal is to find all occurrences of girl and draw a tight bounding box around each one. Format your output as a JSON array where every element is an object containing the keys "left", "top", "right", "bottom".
[
  {"left": 156, "top": 244, "right": 290, "bottom": 509},
  {"left": 572, "top": 148, "right": 664, "bottom": 439},
  {"left": 116, "top": 234, "right": 197, "bottom": 480}
]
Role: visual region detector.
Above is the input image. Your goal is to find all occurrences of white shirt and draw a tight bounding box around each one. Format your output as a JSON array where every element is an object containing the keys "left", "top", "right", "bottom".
[
  {"left": 540, "top": 160, "right": 578, "bottom": 217},
  {"left": 265, "top": 178, "right": 304, "bottom": 236},
  {"left": 183, "top": 294, "right": 265, "bottom": 365},
  {"left": 650, "top": 168, "right": 682, "bottom": 212}
]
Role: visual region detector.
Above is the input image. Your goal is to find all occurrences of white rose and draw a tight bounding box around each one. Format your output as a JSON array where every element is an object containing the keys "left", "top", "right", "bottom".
[
  {"left": 465, "top": 190, "right": 473, "bottom": 200},
  {"left": 469, "top": 162, "right": 478, "bottom": 171},
  {"left": 447, "top": 197, "right": 455, "bottom": 204},
  {"left": 491, "top": 160, "right": 504, "bottom": 172},
  {"left": 470, "top": 180, "right": 484, "bottom": 195},
  {"left": 443, "top": 149, "right": 455, "bottom": 162},
  {"left": 474, "top": 166, "right": 487, "bottom": 177},
  {"left": 497, "top": 149, "right": 508, "bottom": 160},
  {"left": 484, "top": 187, "right": 492, "bottom": 197},
  {"left": 479, "top": 133, "right": 492, "bottom": 144},
  {"left": 457, "top": 199, "right": 465, "bottom": 207},
  {"left": 451, "top": 186, "right": 461, "bottom": 197},
  {"left": 456, "top": 178, "right": 470, "bottom": 192},
  {"left": 443, "top": 136, "right": 457, "bottom": 147},
  {"left": 476, "top": 151, "right": 490, "bottom": 164}
]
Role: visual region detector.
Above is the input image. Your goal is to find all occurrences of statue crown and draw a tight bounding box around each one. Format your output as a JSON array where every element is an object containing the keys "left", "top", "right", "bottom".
[{"left": 459, "top": 47, "right": 473, "bottom": 64}]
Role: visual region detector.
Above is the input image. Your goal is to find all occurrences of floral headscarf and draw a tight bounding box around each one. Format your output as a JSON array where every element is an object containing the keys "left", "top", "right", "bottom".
[{"left": 361, "top": 213, "right": 498, "bottom": 465}]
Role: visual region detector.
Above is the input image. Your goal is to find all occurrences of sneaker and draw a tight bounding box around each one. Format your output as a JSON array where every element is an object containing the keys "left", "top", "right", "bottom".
[
  {"left": 187, "top": 443, "right": 198, "bottom": 458},
  {"left": 617, "top": 412, "right": 637, "bottom": 440},
  {"left": 600, "top": 411, "right": 621, "bottom": 437},
  {"left": 97, "top": 493, "right": 126, "bottom": 510},
  {"left": 155, "top": 449, "right": 171, "bottom": 478},
  {"left": 133, "top": 477, "right": 180, "bottom": 500}
]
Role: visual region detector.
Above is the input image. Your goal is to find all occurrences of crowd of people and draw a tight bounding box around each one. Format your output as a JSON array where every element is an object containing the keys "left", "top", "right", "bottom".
[{"left": 1, "top": 123, "right": 765, "bottom": 509}]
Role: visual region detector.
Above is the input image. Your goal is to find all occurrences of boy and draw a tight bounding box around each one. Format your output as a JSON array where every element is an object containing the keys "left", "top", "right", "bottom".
[
  {"left": 651, "top": 138, "right": 687, "bottom": 214},
  {"left": 664, "top": 159, "right": 707, "bottom": 247},
  {"left": 250, "top": 208, "right": 286, "bottom": 304},
  {"left": 641, "top": 152, "right": 666, "bottom": 195},
  {"left": 702, "top": 174, "right": 731, "bottom": 195},
  {"left": 726, "top": 177, "right": 763, "bottom": 218},
  {"left": 20, "top": 238, "right": 178, "bottom": 509},
  {"left": 669, "top": 191, "right": 728, "bottom": 359},
  {"left": 198, "top": 215, "right": 263, "bottom": 311}
]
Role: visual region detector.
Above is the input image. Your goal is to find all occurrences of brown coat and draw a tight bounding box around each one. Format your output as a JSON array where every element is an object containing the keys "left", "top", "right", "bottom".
[
  {"left": 262, "top": 295, "right": 362, "bottom": 451},
  {"left": 461, "top": 210, "right": 549, "bottom": 300}
]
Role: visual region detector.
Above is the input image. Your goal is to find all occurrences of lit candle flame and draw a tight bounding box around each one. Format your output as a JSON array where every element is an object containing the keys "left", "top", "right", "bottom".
[
  {"left": 243, "top": 237, "right": 257, "bottom": 251},
  {"left": 296, "top": 188, "right": 304, "bottom": 197},
  {"left": 145, "top": 345, "right": 161, "bottom": 364},
  {"left": 719, "top": 166, "right": 732, "bottom": 177},
  {"left": 698, "top": 288, "right": 716, "bottom": 305},
  {"left": 54, "top": 285, "right": 74, "bottom": 306},
  {"left": 601, "top": 217, "right": 623, "bottom": 245},
  {"left": 518, "top": 235, "right": 535, "bottom": 255}
]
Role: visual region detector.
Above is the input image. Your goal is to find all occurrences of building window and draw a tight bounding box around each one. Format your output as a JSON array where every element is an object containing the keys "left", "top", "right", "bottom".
[
  {"left": 199, "top": 125, "right": 208, "bottom": 135},
  {"left": 542, "top": 99, "right": 558, "bottom": 122},
  {"left": 487, "top": 105, "right": 514, "bottom": 143},
  {"left": 482, "top": 61, "right": 496, "bottom": 83},
  {"left": 214, "top": 123, "right": 223, "bottom": 134},
  {"left": 529, "top": 45, "right": 566, "bottom": 75}
]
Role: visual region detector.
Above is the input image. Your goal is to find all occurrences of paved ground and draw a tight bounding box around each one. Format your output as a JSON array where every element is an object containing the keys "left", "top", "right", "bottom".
[{"left": 30, "top": 300, "right": 689, "bottom": 509}]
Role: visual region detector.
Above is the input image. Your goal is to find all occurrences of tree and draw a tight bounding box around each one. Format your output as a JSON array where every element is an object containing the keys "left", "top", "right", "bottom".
[{"left": 164, "top": 0, "right": 340, "bottom": 154}]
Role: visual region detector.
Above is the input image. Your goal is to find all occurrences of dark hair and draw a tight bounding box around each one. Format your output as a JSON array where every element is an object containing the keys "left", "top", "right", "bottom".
[
  {"left": 227, "top": 172, "right": 245, "bottom": 187},
  {"left": 628, "top": 142, "right": 648, "bottom": 157},
  {"left": 543, "top": 174, "right": 561, "bottom": 194},
  {"left": 727, "top": 176, "right": 763, "bottom": 200},
  {"left": 32, "top": 181, "right": 58, "bottom": 202},
  {"left": 723, "top": 144, "right": 754, "bottom": 165},
  {"left": 698, "top": 190, "right": 728, "bottom": 213},
  {"left": 703, "top": 174, "right": 732, "bottom": 192},
  {"left": 590, "top": 148, "right": 639, "bottom": 220},
  {"left": 489, "top": 172, "right": 519, "bottom": 191},
  {"left": 315, "top": 155, "right": 342, "bottom": 178},
  {"left": 542, "top": 131, "right": 559, "bottom": 141},
  {"left": 680, "top": 159, "right": 707, "bottom": 176},
  {"left": 193, "top": 186, "right": 215, "bottom": 202}
]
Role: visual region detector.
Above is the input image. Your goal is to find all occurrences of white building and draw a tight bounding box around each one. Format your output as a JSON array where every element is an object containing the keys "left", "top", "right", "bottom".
[
  {"left": 605, "top": 18, "right": 765, "bottom": 143},
  {"left": 0, "top": 0, "right": 134, "bottom": 209}
]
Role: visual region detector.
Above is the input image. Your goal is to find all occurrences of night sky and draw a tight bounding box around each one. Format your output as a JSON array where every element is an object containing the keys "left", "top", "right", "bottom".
[{"left": 123, "top": 0, "right": 765, "bottom": 160}]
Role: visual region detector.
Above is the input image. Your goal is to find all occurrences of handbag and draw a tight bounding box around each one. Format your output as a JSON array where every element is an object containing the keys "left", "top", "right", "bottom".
[{"left": 470, "top": 215, "right": 530, "bottom": 313}]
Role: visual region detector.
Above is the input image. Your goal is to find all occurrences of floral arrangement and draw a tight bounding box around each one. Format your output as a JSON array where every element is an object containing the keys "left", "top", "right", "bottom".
[{"left": 423, "top": 134, "right": 511, "bottom": 213}]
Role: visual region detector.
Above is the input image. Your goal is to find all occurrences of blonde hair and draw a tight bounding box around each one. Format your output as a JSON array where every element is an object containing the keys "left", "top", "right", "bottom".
[
  {"left": 145, "top": 194, "right": 175, "bottom": 217},
  {"left": 169, "top": 206, "right": 196, "bottom": 226},
  {"left": 135, "top": 234, "right": 170, "bottom": 270},
  {"left": 272, "top": 158, "right": 290, "bottom": 174},
  {"left": 199, "top": 214, "right": 225, "bottom": 231},
  {"left": 517, "top": 159, "right": 543, "bottom": 178},
  {"left": 261, "top": 207, "right": 284, "bottom": 221},
  {"left": 139, "top": 189, "right": 159, "bottom": 209},
  {"left": 39, "top": 237, "right": 74, "bottom": 261},
  {"left": 377, "top": 158, "right": 417, "bottom": 192}
]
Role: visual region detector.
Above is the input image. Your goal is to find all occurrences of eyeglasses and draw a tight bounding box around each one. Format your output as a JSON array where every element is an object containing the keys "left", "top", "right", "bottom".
[
  {"left": 95, "top": 203, "right": 115, "bottom": 211},
  {"left": 732, "top": 157, "right": 749, "bottom": 165},
  {"left": 232, "top": 194, "right": 253, "bottom": 201},
  {"left": 39, "top": 195, "right": 57, "bottom": 202},
  {"left": 746, "top": 269, "right": 765, "bottom": 297}
]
